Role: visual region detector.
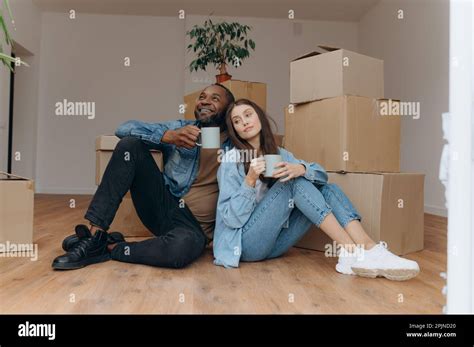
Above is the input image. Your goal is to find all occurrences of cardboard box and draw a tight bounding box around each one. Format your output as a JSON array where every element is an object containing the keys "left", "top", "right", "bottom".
[
  {"left": 295, "top": 172, "right": 425, "bottom": 256},
  {"left": 184, "top": 80, "right": 267, "bottom": 120},
  {"left": 96, "top": 135, "right": 163, "bottom": 237},
  {"left": 274, "top": 134, "right": 284, "bottom": 147},
  {"left": 0, "top": 172, "right": 34, "bottom": 249},
  {"left": 290, "top": 45, "right": 384, "bottom": 104},
  {"left": 95, "top": 135, "right": 163, "bottom": 185},
  {"left": 285, "top": 96, "right": 401, "bottom": 172}
]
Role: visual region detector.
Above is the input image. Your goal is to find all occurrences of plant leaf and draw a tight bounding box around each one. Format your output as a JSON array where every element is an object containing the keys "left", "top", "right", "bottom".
[
  {"left": 0, "top": 13, "right": 12, "bottom": 45},
  {"left": 4, "top": 0, "right": 14, "bottom": 21},
  {"left": 0, "top": 52, "right": 15, "bottom": 62}
]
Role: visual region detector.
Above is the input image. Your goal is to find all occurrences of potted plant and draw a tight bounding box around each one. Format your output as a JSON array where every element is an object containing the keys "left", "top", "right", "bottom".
[{"left": 186, "top": 19, "right": 256, "bottom": 83}]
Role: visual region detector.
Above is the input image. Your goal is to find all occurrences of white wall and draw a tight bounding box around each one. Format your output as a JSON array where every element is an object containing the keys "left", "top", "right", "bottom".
[
  {"left": 35, "top": 12, "right": 185, "bottom": 193},
  {"left": 34, "top": 12, "right": 358, "bottom": 193},
  {"left": 184, "top": 14, "right": 359, "bottom": 133},
  {"left": 359, "top": 0, "right": 449, "bottom": 216},
  {"left": 0, "top": 0, "right": 42, "bottom": 174}
]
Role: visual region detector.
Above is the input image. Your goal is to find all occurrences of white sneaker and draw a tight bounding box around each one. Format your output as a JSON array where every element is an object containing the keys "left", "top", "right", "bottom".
[
  {"left": 351, "top": 242, "right": 420, "bottom": 281},
  {"left": 335, "top": 247, "right": 359, "bottom": 275}
]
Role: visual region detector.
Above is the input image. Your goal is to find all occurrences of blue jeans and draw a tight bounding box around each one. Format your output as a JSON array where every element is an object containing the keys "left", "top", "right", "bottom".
[{"left": 240, "top": 177, "right": 361, "bottom": 262}]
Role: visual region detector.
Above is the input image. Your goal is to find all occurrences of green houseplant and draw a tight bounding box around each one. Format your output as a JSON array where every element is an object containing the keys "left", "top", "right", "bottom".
[
  {"left": 0, "top": 0, "right": 27, "bottom": 71},
  {"left": 186, "top": 19, "right": 256, "bottom": 83},
  {"left": 0, "top": 0, "right": 15, "bottom": 70}
]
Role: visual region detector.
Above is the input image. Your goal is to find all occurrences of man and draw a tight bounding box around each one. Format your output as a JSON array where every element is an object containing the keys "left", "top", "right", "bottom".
[{"left": 52, "top": 84, "right": 235, "bottom": 270}]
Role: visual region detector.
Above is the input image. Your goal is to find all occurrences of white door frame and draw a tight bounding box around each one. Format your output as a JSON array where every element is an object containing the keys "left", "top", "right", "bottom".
[{"left": 447, "top": 0, "right": 473, "bottom": 313}]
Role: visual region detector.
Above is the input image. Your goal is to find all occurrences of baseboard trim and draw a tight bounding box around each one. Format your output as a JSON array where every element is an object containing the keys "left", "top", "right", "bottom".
[
  {"left": 35, "top": 186, "right": 96, "bottom": 195},
  {"left": 425, "top": 204, "right": 448, "bottom": 217}
]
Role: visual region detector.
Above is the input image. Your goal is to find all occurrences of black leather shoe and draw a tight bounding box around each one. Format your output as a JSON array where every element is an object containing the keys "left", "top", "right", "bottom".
[
  {"left": 62, "top": 225, "right": 125, "bottom": 252},
  {"left": 61, "top": 224, "right": 92, "bottom": 252},
  {"left": 52, "top": 230, "right": 110, "bottom": 270}
]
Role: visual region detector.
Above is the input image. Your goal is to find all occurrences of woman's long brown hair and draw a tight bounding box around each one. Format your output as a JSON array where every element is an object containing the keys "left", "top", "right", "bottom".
[{"left": 225, "top": 98, "right": 279, "bottom": 185}]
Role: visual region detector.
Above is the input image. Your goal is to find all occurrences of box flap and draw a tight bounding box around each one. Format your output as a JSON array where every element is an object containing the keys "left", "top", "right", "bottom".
[
  {"left": 377, "top": 98, "right": 401, "bottom": 102},
  {"left": 224, "top": 79, "right": 266, "bottom": 85},
  {"left": 327, "top": 171, "right": 425, "bottom": 176},
  {"left": 317, "top": 45, "right": 340, "bottom": 52},
  {"left": 0, "top": 171, "right": 32, "bottom": 181},
  {"left": 291, "top": 44, "right": 342, "bottom": 62}
]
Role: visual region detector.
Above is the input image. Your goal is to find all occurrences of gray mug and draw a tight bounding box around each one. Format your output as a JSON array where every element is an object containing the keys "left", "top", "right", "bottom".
[
  {"left": 196, "top": 127, "right": 220, "bottom": 149},
  {"left": 264, "top": 154, "right": 283, "bottom": 177}
]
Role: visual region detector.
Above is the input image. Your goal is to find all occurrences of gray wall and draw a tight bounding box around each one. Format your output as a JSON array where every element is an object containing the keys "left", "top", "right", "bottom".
[
  {"left": 2, "top": 2, "right": 449, "bottom": 217},
  {"left": 34, "top": 12, "right": 358, "bottom": 193},
  {"left": 35, "top": 12, "right": 185, "bottom": 193},
  {"left": 359, "top": 0, "right": 449, "bottom": 216}
]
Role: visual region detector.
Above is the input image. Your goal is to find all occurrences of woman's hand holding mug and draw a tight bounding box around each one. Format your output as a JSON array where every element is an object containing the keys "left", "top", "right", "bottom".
[{"left": 272, "top": 162, "right": 306, "bottom": 182}]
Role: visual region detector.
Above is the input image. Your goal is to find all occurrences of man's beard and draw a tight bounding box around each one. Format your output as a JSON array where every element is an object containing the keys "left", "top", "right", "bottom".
[{"left": 195, "top": 109, "right": 227, "bottom": 129}]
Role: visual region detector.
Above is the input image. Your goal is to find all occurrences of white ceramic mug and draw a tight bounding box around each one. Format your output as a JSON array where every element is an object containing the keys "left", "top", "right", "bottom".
[{"left": 196, "top": 127, "right": 220, "bottom": 149}]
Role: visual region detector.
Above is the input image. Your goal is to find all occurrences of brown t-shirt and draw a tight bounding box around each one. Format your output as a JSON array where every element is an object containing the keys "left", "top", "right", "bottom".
[{"left": 183, "top": 131, "right": 227, "bottom": 243}]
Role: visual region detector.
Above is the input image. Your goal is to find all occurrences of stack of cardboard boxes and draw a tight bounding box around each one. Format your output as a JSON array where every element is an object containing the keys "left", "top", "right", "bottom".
[{"left": 286, "top": 46, "right": 424, "bottom": 255}]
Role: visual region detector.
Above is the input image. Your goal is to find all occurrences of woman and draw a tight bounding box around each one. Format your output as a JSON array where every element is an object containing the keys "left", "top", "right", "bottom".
[{"left": 213, "top": 99, "right": 420, "bottom": 281}]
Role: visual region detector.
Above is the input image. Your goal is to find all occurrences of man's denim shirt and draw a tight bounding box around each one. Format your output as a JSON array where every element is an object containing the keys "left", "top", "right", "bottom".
[{"left": 115, "top": 119, "right": 232, "bottom": 198}]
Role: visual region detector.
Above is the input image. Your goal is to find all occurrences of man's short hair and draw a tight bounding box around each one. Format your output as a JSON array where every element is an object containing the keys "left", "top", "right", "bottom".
[{"left": 213, "top": 83, "right": 235, "bottom": 105}]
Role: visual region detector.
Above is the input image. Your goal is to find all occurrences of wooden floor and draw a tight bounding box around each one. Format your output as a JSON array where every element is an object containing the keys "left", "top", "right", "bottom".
[{"left": 0, "top": 194, "right": 447, "bottom": 314}]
